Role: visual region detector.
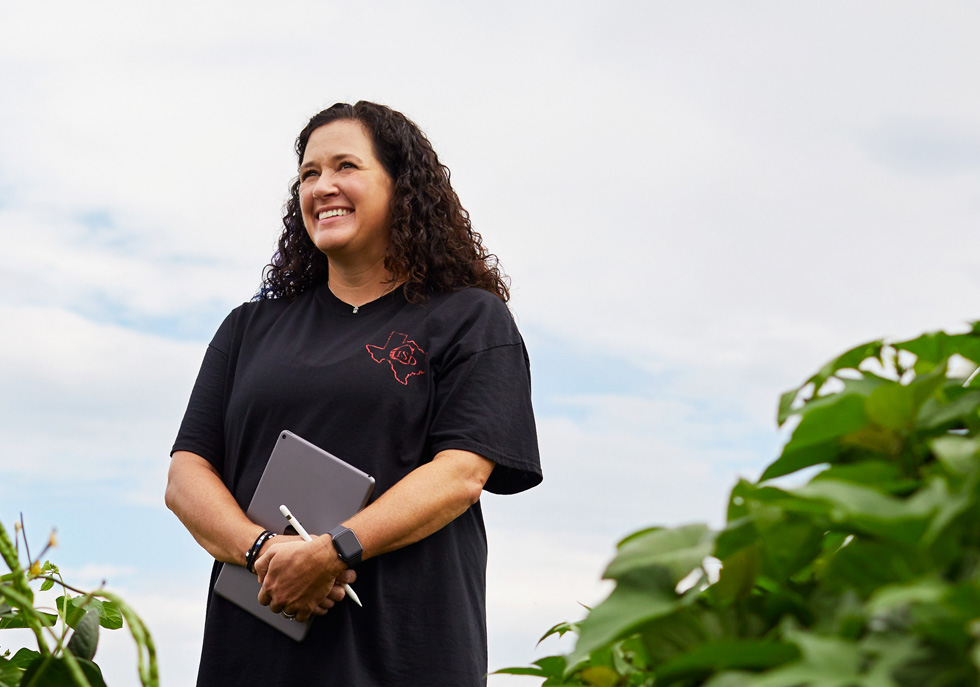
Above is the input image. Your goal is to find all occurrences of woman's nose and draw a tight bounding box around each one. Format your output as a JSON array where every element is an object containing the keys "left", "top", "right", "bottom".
[{"left": 313, "top": 172, "right": 338, "bottom": 198}]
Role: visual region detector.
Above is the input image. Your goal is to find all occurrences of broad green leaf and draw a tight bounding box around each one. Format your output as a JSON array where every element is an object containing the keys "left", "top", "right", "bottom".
[
  {"left": 637, "top": 607, "right": 721, "bottom": 665},
  {"left": 20, "top": 654, "right": 106, "bottom": 687},
  {"left": 777, "top": 341, "right": 884, "bottom": 426},
  {"left": 792, "top": 480, "right": 934, "bottom": 545},
  {"left": 710, "top": 545, "right": 760, "bottom": 603},
  {"left": 7, "top": 648, "right": 41, "bottom": 670},
  {"left": 752, "top": 512, "right": 824, "bottom": 581},
  {"left": 930, "top": 435, "right": 980, "bottom": 476},
  {"left": 789, "top": 394, "right": 868, "bottom": 447},
  {"left": 866, "top": 577, "right": 948, "bottom": 614},
  {"left": 569, "top": 569, "right": 692, "bottom": 666},
  {"left": 916, "top": 391, "right": 980, "bottom": 431},
  {"left": 0, "top": 658, "right": 22, "bottom": 687},
  {"left": 579, "top": 665, "right": 619, "bottom": 687},
  {"left": 68, "top": 608, "right": 101, "bottom": 661},
  {"left": 865, "top": 381, "right": 917, "bottom": 431},
  {"left": 604, "top": 524, "right": 714, "bottom": 585},
  {"left": 714, "top": 516, "right": 756, "bottom": 563},
  {"left": 763, "top": 391, "right": 873, "bottom": 482},
  {"left": 822, "top": 540, "right": 926, "bottom": 597},
  {"left": 0, "top": 610, "right": 57, "bottom": 628},
  {"left": 97, "top": 600, "right": 123, "bottom": 630},
  {"left": 811, "top": 461, "right": 915, "bottom": 494},
  {"left": 749, "top": 628, "right": 864, "bottom": 687},
  {"left": 655, "top": 639, "right": 798, "bottom": 684},
  {"left": 702, "top": 672, "right": 756, "bottom": 687},
  {"left": 760, "top": 438, "right": 840, "bottom": 482},
  {"left": 896, "top": 330, "right": 980, "bottom": 369}
]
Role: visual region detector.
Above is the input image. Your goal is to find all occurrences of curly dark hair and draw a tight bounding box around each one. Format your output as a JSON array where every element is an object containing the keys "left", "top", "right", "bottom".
[{"left": 257, "top": 101, "right": 509, "bottom": 303}]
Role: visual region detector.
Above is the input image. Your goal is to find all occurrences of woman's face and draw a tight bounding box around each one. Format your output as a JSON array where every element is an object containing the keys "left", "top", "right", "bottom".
[{"left": 299, "top": 120, "right": 394, "bottom": 264}]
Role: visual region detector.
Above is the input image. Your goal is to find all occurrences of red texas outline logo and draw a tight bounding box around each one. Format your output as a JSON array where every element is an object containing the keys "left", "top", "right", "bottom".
[{"left": 366, "top": 332, "right": 428, "bottom": 386}]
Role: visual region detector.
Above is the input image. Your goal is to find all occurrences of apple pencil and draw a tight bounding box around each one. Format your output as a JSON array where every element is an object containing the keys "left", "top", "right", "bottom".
[{"left": 279, "top": 504, "right": 362, "bottom": 607}]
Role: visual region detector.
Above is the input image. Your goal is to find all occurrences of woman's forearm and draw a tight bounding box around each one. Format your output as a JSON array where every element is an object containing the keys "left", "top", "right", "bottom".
[
  {"left": 165, "top": 451, "right": 264, "bottom": 565},
  {"left": 340, "top": 448, "right": 495, "bottom": 560}
]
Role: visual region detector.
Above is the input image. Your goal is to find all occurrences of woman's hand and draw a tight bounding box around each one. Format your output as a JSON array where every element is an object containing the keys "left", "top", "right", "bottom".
[{"left": 254, "top": 536, "right": 350, "bottom": 622}]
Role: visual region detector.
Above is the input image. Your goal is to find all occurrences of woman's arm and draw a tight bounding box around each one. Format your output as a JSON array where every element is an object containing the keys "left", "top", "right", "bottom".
[
  {"left": 254, "top": 448, "right": 494, "bottom": 620},
  {"left": 164, "top": 451, "right": 266, "bottom": 566},
  {"left": 347, "top": 448, "right": 495, "bottom": 559}
]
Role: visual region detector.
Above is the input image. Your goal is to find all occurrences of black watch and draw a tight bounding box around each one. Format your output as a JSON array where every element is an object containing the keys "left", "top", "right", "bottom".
[{"left": 328, "top": 525, "right": 363, "bottom": 568}]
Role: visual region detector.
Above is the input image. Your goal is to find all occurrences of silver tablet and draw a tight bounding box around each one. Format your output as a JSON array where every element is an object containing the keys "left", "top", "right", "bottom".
[{"left": 213, "top": 430, "right": 375, "bottom": 640}]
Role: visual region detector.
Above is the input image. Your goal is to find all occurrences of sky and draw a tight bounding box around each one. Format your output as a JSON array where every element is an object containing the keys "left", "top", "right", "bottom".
[{"left": 3, "top": 1, "right": 980, "bottom": 684}]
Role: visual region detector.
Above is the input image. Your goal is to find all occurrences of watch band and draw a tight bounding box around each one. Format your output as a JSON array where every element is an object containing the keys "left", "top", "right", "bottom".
[{"left": 328, "top": 525, "right": 363, "bottom": 568}]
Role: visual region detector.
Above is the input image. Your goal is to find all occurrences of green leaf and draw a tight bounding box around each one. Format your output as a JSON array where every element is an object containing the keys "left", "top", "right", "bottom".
[
  {"left": 538, "top": 621, "right": 579, "bottom": 644},
  {"left": 711, "top": 544, "right": 760, "bottom": 604},
  {"left": 7, "top": 649, "right": 41, "bottom": 670},
  {"left": 39, "top": 577, "right": 54, "bottom": 592},
  {"left": 748, "top": 629, "right": 864, "bottom": 687},
  {"left": 569, "top": 569, "right": 692, "bottom": 667},
  {"left": 97, "top": 600, "right": 123, "bottom": 631},
  {"left": 762, "top": 394, "right": 869, "bottom": 481},
  {"left": 788, "top": 394, "right": 869, "bottom": 448},
  {"left": 55, "top": 596, "right": 124, "bottom": 632},
  {"left": 916, "top": 390, "right": 980, "bottom": 431},
  {"left": 864, "top": 381, "right": 916, "bottom": 431},
  {"left": 701, "top": 672, "right": 756, "bottom": 687},
  {"left": 20, "top": 654, "right": 107, "bottom": 687},
  {"left": 896, "top": 330, "right": 980, "bottom": 369},
  {"left": 0, "top": 610, "right": 57, "bottom": 628},
  {"left": 492, "top": 665, "right": 552, "bottom": 677},
  {"left": 791, "top": 480, "right": 935, "bottom": 545},
  {"left": 930, "top": 435, "right": 980, "bottom": 476},
  {"left": 811, "top": 461, "right": 915, "bottom": 494},
  {"left": 822, "top": 540, "right": 926, "bottom": 597},
  {"left": 0, "top": 659, "right": 22, "bottom": 687},
  {"left": 604, "top": 524, "right": 714, "bottom": 585},
  {"left": 655, "top": 639, "right": 799, "bottom": 684},
  {"left": 866, "top": 577, "right": 948, "bottom": 614},
  {"left": 777, "top": 340, "right": 884, "bottom": 426},
  {"left": 67, "top": 609, "right": 101, "bottom": 661}
]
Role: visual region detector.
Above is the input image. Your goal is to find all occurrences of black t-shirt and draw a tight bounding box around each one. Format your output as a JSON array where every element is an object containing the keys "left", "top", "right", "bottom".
[{"left": 172, "top": 284, "right": 542, "bottom": 687}]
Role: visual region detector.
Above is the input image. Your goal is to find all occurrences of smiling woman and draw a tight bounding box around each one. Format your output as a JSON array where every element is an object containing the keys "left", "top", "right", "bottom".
[
  {"left": 259, "top": 101, "right": 510, "bottom": 306},
  {"left": 297, "top": 120, "right": 394, "bottom": 271},
  {"left": 165, "top": 101, "right": 542, "bottom": 687}
]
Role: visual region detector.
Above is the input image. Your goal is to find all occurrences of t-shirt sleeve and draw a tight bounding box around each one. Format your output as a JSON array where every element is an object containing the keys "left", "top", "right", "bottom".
[
  {"left": 170, "top": 311, "right": 237, "bottom": 473},
  {"left": 428, "top": 301, "right": 542, "bottom": 495}
]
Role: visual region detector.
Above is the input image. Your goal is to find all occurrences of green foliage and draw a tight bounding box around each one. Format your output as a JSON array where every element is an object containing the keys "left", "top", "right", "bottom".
[
  {"left": 498, "top": 325, "right": 980, "bottom": 686},
  {"left": 0, "top": 518, "right": 157, "bottom": 687}
]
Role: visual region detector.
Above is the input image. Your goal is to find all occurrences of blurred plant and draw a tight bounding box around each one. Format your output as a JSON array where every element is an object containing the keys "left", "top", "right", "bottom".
[
  {"left": 497, "top": 324, "right": 980, "bottom": 686},
  {"left": 0, "top": 516, "right": 157, "bottom": 687}
]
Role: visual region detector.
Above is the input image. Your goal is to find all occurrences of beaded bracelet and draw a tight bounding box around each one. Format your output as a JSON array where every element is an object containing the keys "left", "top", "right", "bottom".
[{"left": 245, "top": 530, "right": 277, "bottom": 573}]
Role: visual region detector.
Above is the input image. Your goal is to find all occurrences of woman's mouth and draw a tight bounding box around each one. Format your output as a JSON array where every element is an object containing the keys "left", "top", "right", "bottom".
[{"left": 318, "top": 209, "right": 352, "bottom": 220}]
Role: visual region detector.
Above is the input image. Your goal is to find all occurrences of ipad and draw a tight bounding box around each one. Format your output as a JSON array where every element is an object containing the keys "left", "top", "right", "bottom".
[{"left": 213, "top": 430, "right": 375, "bottom": 640}]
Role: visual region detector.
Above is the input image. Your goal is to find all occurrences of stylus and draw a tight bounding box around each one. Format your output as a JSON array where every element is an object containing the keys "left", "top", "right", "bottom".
[{"left": 279, "top": 504, "right": 363, "bottom": 607}]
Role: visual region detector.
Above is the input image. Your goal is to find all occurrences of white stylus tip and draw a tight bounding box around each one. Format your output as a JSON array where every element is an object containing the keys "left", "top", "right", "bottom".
[{"left": 279, "top": 505, "right": 291, "bottom": 518}]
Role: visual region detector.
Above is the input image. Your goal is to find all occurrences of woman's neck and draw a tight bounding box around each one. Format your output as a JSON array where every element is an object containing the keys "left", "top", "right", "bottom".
[{"left": 327, "top": 258, "right": 399, "bottom": 308}]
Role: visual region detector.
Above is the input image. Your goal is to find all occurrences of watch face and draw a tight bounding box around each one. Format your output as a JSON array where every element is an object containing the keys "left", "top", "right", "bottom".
[{"left": 334, "top": 529, "right": 361, "bottom": 560}]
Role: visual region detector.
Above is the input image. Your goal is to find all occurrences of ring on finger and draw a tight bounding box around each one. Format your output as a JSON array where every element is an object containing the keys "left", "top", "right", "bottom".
[{"left": 281, "top": 610, "right": 297, "bottom": 620}]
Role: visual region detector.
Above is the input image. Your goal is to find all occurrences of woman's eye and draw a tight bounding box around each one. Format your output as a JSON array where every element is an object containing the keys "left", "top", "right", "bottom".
[
  {"left": 300, "top": 170, "right": 319, "bottom": 181},
  {"left": 338, "top": 161, "right": 356, "bottom": 170}
]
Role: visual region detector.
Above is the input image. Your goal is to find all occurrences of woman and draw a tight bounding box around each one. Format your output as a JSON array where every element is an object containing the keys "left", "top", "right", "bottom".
[{"left": 166, "top": 101, "right": 542, "bottom": 687}]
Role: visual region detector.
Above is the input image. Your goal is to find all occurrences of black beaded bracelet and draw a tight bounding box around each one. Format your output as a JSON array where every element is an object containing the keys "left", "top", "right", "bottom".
[{"left": 245, "top": 530, "right": 277, "bottom": 573}]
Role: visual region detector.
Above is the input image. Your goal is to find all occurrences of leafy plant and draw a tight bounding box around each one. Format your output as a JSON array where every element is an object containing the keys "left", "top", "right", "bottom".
[
  {"left": 0, "top": 516, "right": 157, "bottom": 687},
  {"left": 498, "top": 325, "right": 980, "bottom": 686}
]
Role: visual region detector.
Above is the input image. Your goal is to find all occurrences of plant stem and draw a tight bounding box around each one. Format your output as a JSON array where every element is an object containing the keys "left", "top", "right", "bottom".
[{"left": 0, "top": 519, "right": 50, "bottom": 656}]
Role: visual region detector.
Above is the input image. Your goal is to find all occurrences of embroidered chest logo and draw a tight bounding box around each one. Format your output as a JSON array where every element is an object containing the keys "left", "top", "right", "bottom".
[{"left": 366, "top": 332, "right": 428, "bottom": 386}]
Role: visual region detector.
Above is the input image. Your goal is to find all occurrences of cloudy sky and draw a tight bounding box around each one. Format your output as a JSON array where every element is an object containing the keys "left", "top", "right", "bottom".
[{"left": 3, "top": 1, "right": 980, "bottom": 684}]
